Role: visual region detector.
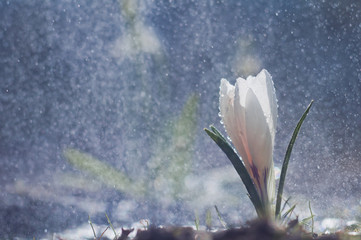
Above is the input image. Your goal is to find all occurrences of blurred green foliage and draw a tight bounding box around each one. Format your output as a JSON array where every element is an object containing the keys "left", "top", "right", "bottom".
[{"left": 64, "top": 93, "right": 199, "bottom": 201}]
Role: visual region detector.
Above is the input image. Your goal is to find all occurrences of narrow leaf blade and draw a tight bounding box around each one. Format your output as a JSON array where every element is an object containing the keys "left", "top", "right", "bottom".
[
  {"left": 205, "top": 127, "right": 265, "bottom": 217},
  {"left": 275, "top": 100, "right": 314, "bottom": 217},
  {"left": 214, "top": 205, "right": 228, "bottom": 229},
  {"left": 281, "top": 204, "right": 296, "bottom": 223},
  {"left": 64, "top": 149, "right": 145, "bottom": 197}
]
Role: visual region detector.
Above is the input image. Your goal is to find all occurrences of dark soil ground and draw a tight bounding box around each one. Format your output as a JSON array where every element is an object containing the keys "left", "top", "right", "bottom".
[{"left": 113, "top": 219, "right": 359, "bottom": 240}]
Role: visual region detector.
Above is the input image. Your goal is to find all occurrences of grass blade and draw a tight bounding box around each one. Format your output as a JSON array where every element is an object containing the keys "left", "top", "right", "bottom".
[
  {"left": 105, "top": 213, "right": 117, "bottom": 237},
  {"left": 194, "top": 211, "right": 200, "bottom": 231},
  {"left": 88, "top": 215, "right": 97, "bottom": 239},
  {"left": 98, "top": 226, "right": 109, "bottom": 240},
  {"left": 301, "top": 202, "right": 316, "bottom": 231},
  {"left": 301, "top": 216, "right": 313, "bottom": 223},
  {"left": 281, "top": 196, "right": 292, "bottom": 213},
  {"left": 214, "top": 205, "right": 228, "bottom": 229},
  {"left": 281, "top": 204, "right": 296, "bottom": 224},
  {"left": 308, "top": 201, "right": 315, "bottom": 234},
  {"left": 206, "top": 209, "right": 212, "bottom": 230},
  {"left": 204, "top": 127, "right": 265, "bottom": 217},
  {"left": 275, "top": 100, "right": 314, "bottom": 218}
]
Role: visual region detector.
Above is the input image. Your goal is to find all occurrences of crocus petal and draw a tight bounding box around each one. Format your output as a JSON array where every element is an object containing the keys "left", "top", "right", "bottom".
[
  {"left": 244, "top": 89, "right": 273, "bottom": 203},
  {"left": 247, "top": 69, "right": 278, "bottom": 145},
  {"left": 244, "top": 89, "right": 273, "bottom": 170},
  {"left": 219, "top": 79, "right": 235, "bottom": 135},
  {"left": 219, "top": 79, "right": 247, "bottom": 162},
  {"left": 233, "top": 78, "right": 251, "bottom": 169},
  {"left": 267, "top": 161, "right": 275, "bottom": 204}
]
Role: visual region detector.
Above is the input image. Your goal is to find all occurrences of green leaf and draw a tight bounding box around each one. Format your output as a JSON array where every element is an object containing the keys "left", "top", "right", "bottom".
[
  {"left": 105, "top": 213, "right": 117, "bottom": 237},
  {"left": 64, "top": 149, "right": 145, "bottom": 197},
  {"left": 204, "top": 126, "right": 265, "bottom": 217},
  {"left": 281, "top": 196, "right": 292, "bottom": 213},
  {"left": 194, "top": 211, "right": 200, "bottom": 231},
  {"left": 275, "top": 100, "right": 314, "bottom": 218},
  {"left": 88, "top": 215, "right": 97, "bottom": 239},
  {"left": 148, "top": 93, "right": 199, "bottom": 198},
  {"left": 166, "top": 94, "right": 199, "bottom": 194},
  {"left": 210, "top": 125, "right": 228, "bottom": 143},
  {"left": 206, "top": 208, "right": 212, "bottom": 230},
  {"left": 308, "top": 201, "right": 315, "bottom": 234},
  {"left": 301, "top": 215, "right": 314, "bottom": 223},
  {"left": 214, "top": 205, "right": 228, "bottom": 229},
  {"left": 281, "top": 204, "right": 296, "bottom": 223},
  {"left": 301, "top": 202, "right": 316, "bottom": 229}
]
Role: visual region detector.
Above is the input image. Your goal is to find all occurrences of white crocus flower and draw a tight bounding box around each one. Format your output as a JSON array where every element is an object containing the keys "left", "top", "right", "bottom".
[{"left": 219, "top": 69, "right": 277, "bottom": 212}]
